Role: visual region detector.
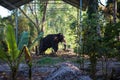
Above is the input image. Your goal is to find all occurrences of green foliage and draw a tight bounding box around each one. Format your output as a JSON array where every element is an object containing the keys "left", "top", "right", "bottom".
[
  {"left": 37, "top": 57, "right": 64, "bottom": 65},
  {"left": 70, "top": 20, "right": 78, "bottom": 30},
  {"left": 80, "top": 13, "right": 100, "bottom": 55},
  {"left": 31, "top": 32, "right": 43, "bottom": 45},
  {"left": 0, "top": 24, "right": 5, "bottom": 40},
  {"left": 101, "top": 22, "right": 120, "bottom": 57},
  {"left": 0, "top": 25, "right": 20, "bottom": 80},
  {"left": 29, "top": 32, "right": 43, "bottom": 49},
  {"left": 0, "top": 25, "right": 32, "bottom": 80},
  {"left": 0, "top": 48, "right": 8, "bottom": 61},
  {"left": 18, "top": 31, "right": 30, "bottom": 50},
  {"left": 6, "top": 25, "right": 19, "bottom": 61},
  {"left": 28, "top": 22, "right": 37, "bottom": 42},
  {"left": 18, "top": 16, "right": 29, "bottom": 35}
]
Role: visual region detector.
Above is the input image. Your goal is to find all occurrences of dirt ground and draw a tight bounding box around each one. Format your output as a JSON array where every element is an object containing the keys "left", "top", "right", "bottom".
[
  {"left": 0, "top": 49, "right": 78, "bottom": 80},
  {"left": 0, "top": 49, "right": 120, "bottom": 80}
]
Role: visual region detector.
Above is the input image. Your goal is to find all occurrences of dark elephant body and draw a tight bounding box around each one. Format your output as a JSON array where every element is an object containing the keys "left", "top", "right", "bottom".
[{"left": 39, "top": 33, "right": 66, "bottom": 55}]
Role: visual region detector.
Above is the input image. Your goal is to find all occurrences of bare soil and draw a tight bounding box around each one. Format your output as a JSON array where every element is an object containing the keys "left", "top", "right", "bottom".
[{"left": 0, "top": 49, "right": 120, "bottom": 80}]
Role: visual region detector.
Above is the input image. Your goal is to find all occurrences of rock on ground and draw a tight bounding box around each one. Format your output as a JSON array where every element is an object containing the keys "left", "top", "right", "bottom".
[{"left": 44, "top": 62, "right": 92, "bottom": 80}]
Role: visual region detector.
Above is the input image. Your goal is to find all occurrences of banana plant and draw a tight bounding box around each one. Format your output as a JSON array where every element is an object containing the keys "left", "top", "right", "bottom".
[
  {"left": 18, "top": 31, "right": 30, "bottom": 50},
  {"left": 0, "top": 25, "right": 32, "bottom": 80}
]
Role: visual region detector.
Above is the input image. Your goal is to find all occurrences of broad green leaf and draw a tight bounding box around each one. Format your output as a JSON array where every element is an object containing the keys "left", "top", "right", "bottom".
[
  {"left": 18, "top": 31, "right": 29, "bottom": 50},
  {"left": 6, "top": 25, "right": 19, "bottom": 61}
]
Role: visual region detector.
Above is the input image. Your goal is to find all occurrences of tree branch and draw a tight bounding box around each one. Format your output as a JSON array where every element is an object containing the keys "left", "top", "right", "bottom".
[
  {"left": 98, "top": 0, "right": 106, "bottom": 7},
  {"left": 19, "top": 7, "right": 39, "bottom": 32},
  {"left": 41, "top": 1, "right": 48, "bottom": 32}
]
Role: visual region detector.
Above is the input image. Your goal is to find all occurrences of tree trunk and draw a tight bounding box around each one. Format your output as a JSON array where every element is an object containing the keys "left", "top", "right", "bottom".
[
  {"left": 87, "top": 0, "right": 98, "bottom": 80},
  {"left": 41, "top": 0, "right": 48, "bottom": 32},
  {"left": 11, "top": 67, "right": 18, "bottom": 80},
  {"left": 90, "top": 53, "right": 97, "bottom": 80},
  {"left": 113, "top": 0, "right": 117, "bottom": 24}
]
